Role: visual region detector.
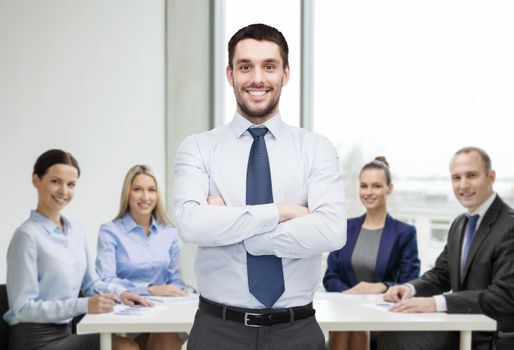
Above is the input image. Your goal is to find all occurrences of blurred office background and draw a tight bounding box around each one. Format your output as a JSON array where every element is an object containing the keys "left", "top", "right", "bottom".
[{"left": 1, "top": 0, "right": 514, "bottom": 288}]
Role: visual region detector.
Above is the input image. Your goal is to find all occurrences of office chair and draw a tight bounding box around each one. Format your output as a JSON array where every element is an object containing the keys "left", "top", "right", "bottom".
[
  {"left": 490, "top": 331, "right": 514, "bottom": 350},
  {"left": 0, "top": 284, "right": 9, "bottom": 349}
]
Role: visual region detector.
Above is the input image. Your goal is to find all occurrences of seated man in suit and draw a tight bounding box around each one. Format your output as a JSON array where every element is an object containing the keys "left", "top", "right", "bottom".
[{"left": 379, "top": 146, "right": 514, "bottom": 350}]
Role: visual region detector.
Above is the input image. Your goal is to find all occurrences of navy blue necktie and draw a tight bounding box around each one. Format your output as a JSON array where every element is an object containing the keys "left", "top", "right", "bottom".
[
  {"left": 246, "top": 127, "right": 284, "bottom": 307},
  {"left": 461, "top": 214, "right": 479, "bottom": 274}
]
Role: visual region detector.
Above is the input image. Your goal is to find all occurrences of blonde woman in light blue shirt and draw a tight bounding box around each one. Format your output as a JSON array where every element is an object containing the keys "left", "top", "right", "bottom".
[{"left": 96, "top": 165, "right": 185, "bottom": 350}]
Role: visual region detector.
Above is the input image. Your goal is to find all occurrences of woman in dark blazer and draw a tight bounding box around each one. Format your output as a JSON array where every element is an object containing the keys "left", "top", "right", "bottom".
[{"left": 323, "top": 157, "right": 420, "bottom": 350}]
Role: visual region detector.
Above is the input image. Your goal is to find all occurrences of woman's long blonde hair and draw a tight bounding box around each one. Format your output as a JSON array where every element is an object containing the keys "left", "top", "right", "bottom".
[{"left": 115, "top": 165, "right": 173, "bottom": 225}]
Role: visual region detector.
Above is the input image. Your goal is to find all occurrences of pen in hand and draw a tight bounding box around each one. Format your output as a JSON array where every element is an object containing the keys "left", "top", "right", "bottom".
[{"left": 93, "top": 288, "right": 121, "bottom": 304}]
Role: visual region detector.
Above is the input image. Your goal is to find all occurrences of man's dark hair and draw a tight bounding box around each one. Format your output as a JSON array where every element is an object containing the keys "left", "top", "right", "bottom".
[{"left": 228, "top": 23, "right": 289, "bottom": 69}]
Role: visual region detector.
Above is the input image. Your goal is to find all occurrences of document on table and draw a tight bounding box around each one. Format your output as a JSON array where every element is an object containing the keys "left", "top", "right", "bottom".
[
  {"left": 362, "top": 302, "right": 394, "bottom": 311},
  {"left": 111, "top": 304, "right": 164, "bottom": 318},
  {"left": 107, "top": 294, "right": 199, "bottom": 317}
]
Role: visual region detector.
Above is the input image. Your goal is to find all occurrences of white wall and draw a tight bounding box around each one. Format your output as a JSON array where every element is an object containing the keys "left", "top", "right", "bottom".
[{"left": 0, "top": 0, "right": 166, "bottom": 283}]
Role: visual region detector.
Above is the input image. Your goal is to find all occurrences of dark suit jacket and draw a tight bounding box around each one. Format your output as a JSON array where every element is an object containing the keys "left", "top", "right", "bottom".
[
  {"left": 323, "top": 214, "right": 420, "bottom": 292},
  {"left": 411, "top": 195, "right": 514, "bottom": 333}
]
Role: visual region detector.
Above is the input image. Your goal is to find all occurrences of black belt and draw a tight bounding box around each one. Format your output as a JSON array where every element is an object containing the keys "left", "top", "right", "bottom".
[{"left": 198, "top": 296, "right": 315, "bottom": 327}]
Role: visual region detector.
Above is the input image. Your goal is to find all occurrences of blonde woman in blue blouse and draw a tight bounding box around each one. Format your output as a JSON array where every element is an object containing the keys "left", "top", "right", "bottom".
[
  {"left": 4, "top": 149, "right": 149, "bottom": 350},
  {"left": 96, "top": 165, "right": 185, "bottom": 350}
]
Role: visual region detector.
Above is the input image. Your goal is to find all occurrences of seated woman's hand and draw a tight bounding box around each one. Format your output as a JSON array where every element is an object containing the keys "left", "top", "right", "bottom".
[
  {"left": 343, "top": 281, "right": 388, "bottom": 294},
  {"left": 148, "top": 284, "right": 187, "bottom": 297},
  {"left": 87, "top": 293, "right": 119, "bottom": 314},
  {"left": 120, "top": 291, "right": 153, "bottom": 307}
]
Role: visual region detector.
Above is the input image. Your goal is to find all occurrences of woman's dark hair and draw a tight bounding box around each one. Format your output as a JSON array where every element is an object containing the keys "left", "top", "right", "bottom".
[
  {"left": 228, "top": 23, "right": 289, "bottom": 69},
  {"left": 360, "top": 156, "right": 391, "bottom": 185},
  {"left": 33, "top": 149, "right": 80, "bottom": 178}
]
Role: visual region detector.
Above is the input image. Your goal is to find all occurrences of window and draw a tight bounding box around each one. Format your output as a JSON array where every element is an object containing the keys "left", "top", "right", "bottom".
[
  {"left": 431, "top": 219, "right": 450, "bottom": 242},
  {"left": 313, "top": 0, "right": 514, "bottom": 271}
]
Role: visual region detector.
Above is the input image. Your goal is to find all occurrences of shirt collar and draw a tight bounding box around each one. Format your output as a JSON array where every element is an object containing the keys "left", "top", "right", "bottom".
[
  {"left": 467, "top": 192, "right": 497, "bottom": 227},
  {"left": 30, "top": 210, "right": 70, "bottom": 235},
  {"left": 122, "top": 212, "right": 158, "bottom": 234},
  {"left": 230, "top": 111, "right": 284, "bottom": 139}
]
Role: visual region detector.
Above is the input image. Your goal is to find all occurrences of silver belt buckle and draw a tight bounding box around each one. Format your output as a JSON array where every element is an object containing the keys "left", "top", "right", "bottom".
[{"left": 244, "top": 312, "right": 263, "bottom": 327}]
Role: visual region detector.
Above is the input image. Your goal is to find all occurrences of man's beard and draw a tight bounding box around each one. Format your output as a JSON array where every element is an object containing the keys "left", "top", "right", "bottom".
[
  {"left": 233, "top": 84, "right": 282, "bottom": 120},
  {"left": 237, "top": 98, "right": 279, "bottom": 120}
]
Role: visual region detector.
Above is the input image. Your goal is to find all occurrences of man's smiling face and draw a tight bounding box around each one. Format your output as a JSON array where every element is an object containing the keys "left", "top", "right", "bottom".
[{"left": 227, "top": 38, "right": 289, "bottom": 124}]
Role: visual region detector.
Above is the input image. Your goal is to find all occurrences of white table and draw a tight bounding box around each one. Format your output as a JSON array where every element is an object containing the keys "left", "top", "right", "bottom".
[
  {"left": 77, "top": 293, "right": 496, "bottom": 350},
  {"left": 315, "top": 293, "right": 496, "bottom": 350}
]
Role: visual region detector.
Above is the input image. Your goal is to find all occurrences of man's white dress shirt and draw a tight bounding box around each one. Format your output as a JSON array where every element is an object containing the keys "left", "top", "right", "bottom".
[{"left": 173, "top": 113, "right": 346, "bottom": 308}]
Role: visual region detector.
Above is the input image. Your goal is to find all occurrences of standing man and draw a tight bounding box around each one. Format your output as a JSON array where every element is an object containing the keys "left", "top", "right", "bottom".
[
  {"left": 380, "top": 147, "right": 514, "bottom": 350},
  {"left": 173, "top": 23, "right": 346, "bottom": 349}
]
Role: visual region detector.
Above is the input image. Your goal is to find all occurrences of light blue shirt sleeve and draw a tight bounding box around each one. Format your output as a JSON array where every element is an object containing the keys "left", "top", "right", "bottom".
[
  {"left": 82, "top": 233, "right": 126, "bottom": 297},
  {"left": 4, "top": 228, "right": 87, "bottom": 324},
  {"left": 167, "top": 230, "right": 185, "bottom": 288},
  {"left": 3, "top": 212, "right": 125, "bottom": 325}
]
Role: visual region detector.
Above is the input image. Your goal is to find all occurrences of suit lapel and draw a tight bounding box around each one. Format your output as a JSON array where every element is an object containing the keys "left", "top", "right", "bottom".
[
  {"left": 450, "top": 216, "right": 467, "bottom": 288},
  {"left": 461, "top": 196, "right": 502, "bottom": 283},
  {"left": 375, "top": 215, "right": 396, "bottom": 281}
]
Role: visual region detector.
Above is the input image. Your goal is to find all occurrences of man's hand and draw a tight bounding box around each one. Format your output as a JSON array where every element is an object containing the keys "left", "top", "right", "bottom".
[
  {"left": 207, "top": 196, "right": 225, "bottom": 206},
  {"left": 87, "top": 293, "right": 119, "bottom": 314},
  {"left": 389, "top": 297, "right": 437, "bottom": 313},
  {"left": 148, "top": 284, "right": 187, "bottom": 297},
  {"left": 120, "top": 291, "right": 153, "bottom": 307},
  {"left": 277, "top": 203, "right": 309, "bottom": 222},
  {"left": 383, "top": 285, "right": 412, "bottom": 302},
  {"left": 344, "top": 282, "right": 388, "bottom": 294}
]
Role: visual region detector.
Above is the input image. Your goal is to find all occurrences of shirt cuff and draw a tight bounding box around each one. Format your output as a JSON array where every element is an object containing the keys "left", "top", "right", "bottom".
[
  {"left": 248, "top": 203, "right": 279, "bottom": 232},
  {"left": 244, "top": 232, "right": 273, "bottom": 255},
  {"left": 406, "top": 283, "right": 416, "bottom": 297},
  {"left": 133, "top": 283, "right": 150, "bottom": 296},
  {"left": 170, "top": 280, "right": 186, "bottom": 290},
  {"left": 243, "top": 204, "right": 279, "bottom": 255},
  {"left": 77, "top": 297, "right": 89, "bottom": 315},
  {"left": 433, "top": 295, "right": 447, "bottom": 312},
  {"left": 108, "top": 283, "right": 128, "bottom": 296}
]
